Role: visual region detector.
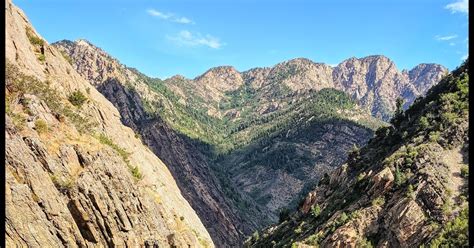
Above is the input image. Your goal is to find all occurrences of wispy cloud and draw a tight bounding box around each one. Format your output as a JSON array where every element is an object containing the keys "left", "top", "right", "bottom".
[
  {"left": 174, "top": 17, "right": 193, "bottom": 24},
  {"left": 167, "top": 30, "right": 224, "bottom": 49},
  {"left": 445, "top": 0, "right": 468, "bottom": 14},
  {"left": 435, "top": 34, "right": 458, "bottom": 41},
  {"left": 147, "top": 9, "right": 172, "bottom": 19},
  {"left": 147, "top": 8, "right": 194, "bottom": 24}
]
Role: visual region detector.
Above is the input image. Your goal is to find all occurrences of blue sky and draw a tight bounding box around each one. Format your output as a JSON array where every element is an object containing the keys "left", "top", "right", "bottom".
[{"left": 15, "top": 0, "right": 468, "bottom": 79}]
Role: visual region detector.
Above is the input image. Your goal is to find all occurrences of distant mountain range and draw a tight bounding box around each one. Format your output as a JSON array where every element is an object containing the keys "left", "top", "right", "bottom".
[{"left": 164, "top": 55, "right": 447, "bottom": 121}]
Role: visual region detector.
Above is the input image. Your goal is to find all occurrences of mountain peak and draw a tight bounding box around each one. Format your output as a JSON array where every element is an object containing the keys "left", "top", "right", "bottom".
[
  {"left": 195, "top": 65, "right": 242, "bottom": 82},
  {"left": 409, "top": 63, "right": 448, "bottom": 72},
  {"left": 285, "top": 57, "right": 314, "bottom": 64},
  {"left": 194, "top": 65, "right": 244, "bottom": 98},
  {"left": 408, "top": 63, "right": 449, "bottom": 93},
  {"left": 167, "top": 74, "right": 189, "bottom": 82},
  {"left": 203, "top": 65, "right": 239, "bottom": 75},
  {"left": 361, "top": 54, "right": 390, "bottom": 60},
  {"left": 76, "top": 38, "right": 95, "bottom": 47}
]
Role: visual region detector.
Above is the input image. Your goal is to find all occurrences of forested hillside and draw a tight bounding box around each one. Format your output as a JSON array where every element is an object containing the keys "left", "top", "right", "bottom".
[{"left": 246, "top": 60, "right": 468, "bottom": 247}]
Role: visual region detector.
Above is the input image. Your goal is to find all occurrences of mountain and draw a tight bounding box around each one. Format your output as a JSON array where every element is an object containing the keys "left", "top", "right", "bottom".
[
  {"left": 165, "top": 56, "right": 447, "bottom": 122},
  {"left": 53, "top": 38, "right": 264, "bottom": 247},
  {"left": 53, "top": 38, "right": 390, "bottom": 237},
  {"left": 5, "top": 1, "right": 213, "bottom": 247},
  {"left": 53, "top": 36, "right": 450, "bottom": 246},
  {"left": 246, "top": 60, "right": 468, "bottom": 247}
]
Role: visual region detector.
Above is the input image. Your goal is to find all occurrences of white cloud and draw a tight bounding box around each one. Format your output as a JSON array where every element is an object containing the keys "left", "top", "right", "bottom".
[
  {"left": 147, "top": 9, "right": 172, "bottom": 19},
  {"left": 445, "top": 0, "right": 468, "bottom": 14},
  {"left": 167, "top": 30, "right": 224, "bottom": 49},
  {"left": 435, "top": 34, "right": 458, "bottom": 41},
  {"left": 147, "top": 8, "right": 194, "bottom": 24},
  {"left": 449, "top": 42, "right": 456, "bottom": 46}
]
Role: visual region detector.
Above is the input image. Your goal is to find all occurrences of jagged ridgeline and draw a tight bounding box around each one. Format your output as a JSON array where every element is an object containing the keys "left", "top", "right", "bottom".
[{"left": 246, "top": 60, "right": 468, "bottom": 247}]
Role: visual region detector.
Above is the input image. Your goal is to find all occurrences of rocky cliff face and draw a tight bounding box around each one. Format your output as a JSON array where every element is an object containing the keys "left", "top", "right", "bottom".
[
  {"left": 5, "top": 1, "right": 213, "bottom": 247},
  {"left": 407, "top": 63, "right": 449, "bottom": 93},
  {"left": 246, "top": 61, "right": 468, "bottom": 247},
  {"left": 332, "top": 56, "right": 447, "bottom": 120},
  {"left": 53, "top": 39, "right": 260, "bottom": 247}
]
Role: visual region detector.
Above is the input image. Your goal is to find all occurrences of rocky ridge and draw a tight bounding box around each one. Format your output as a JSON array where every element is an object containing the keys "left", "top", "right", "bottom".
[
  {"left": 166, "top": 55, "right": 447, "bottom": 121},
  {"left": 246, "top": 60, "right": 468, "bottom": 247},
  {"left": 5, "top": 1, "right": 213, "bottom": 247}
]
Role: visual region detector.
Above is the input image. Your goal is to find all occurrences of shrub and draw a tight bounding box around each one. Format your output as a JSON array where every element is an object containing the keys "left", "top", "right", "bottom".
[
  {"left": 338, "top": 212, "right": 348, "bottom": 223},
  {"left": 406, "top": 184, "right": 415, "bottom": 199},
  {"left": 371, "top": 196, "right": 385, "bottom": 207},
  {"left": 306, "top": 233, "right": 322, "bottom": 246},
  {"left": 441, "top": 112, "right": 458, "bottom": 125},
  {"left": 6, "top": 62, "right": 96, "bottom": 133},
  {"left": 311, "top": 204, "right": 321, "bottom": 217},
  {"left": 60, "top": 50, "right": 73, "bottom": 64},
  {"left": 402, "top": 131, "right": 408, "bottom": 139},
  {"left": 68, "top": 90, "right": 88, "bottom": 107},
  {"left": 96, "top": 133, "right": 130, "bottom": 162},
  {"left": 95, "top": 134, "right": 144, "bottom": 180},
  {"left": 460, "top": 165, "right": 469, "bottom": 178},
  {"left": 419, "top": 116, "right": 430, "bottom": 130},
  {"left": 130, "top": 165, "right": 143, "bottom": 180},
  {"left": 430, "top": 207, "right": 468, "bottom": 247},
  {"left": 26, "top": 27, "right": 44, "bottom": 46},
  {"left": 9, "top": 112, "right": 26, "bottom": 130},
  {"left": 252, "top": 231, "right": 259, "bottom": 241},
  {"left": 37, "top": 54, "right": 45, "bottom": 62},
  {"left": 357, "top": 173, "right": 365, "bottom": 182},
  {"left": 394, "top": 167, "right": 406, "bottom": 187},
  {"left": 34, "top": 119, "right": 48, "bottom": 133},
  {"left": 357, "top": 237, "right": 374, "bottom": 248},
  {"left": 429, "top": 131, "right": 441, "bottom": 143}
]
